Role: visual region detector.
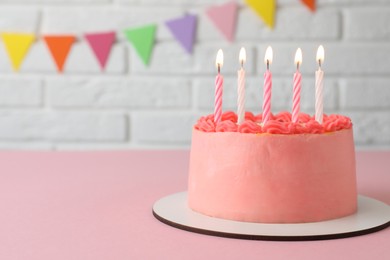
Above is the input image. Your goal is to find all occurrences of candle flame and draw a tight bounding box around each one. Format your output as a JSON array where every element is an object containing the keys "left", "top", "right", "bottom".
[
  {"left": 264, "top": 46, "right": 273, "bottom": 65},
  {"left": 294, "top": 48, "right": 302, "bottom": 66},
  {"left": 316, "top": 45, "right": 325, "bottom": 65},
  {"left": 239, "top": 47, "right": 246, "bottom": 64},
  {"left": 216, "top": 49, "right": 224, "bottom": 69}
]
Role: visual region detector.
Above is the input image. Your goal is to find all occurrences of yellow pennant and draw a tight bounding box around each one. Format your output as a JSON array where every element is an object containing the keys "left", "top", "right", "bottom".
[
  {"left": 245, "top": 0, "right": 275, "bottom": 28},
  {"left": 1, "top": 33, "right": 35, "bottom": 71}
]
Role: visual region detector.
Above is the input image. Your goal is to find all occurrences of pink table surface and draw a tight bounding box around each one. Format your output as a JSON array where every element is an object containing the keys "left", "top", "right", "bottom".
[{"left": 0, "top": 151, "right": 389, "bottom": 260}]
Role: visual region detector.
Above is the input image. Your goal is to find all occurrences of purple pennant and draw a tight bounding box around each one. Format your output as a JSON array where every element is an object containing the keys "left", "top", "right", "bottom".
[{"left": 165, "top": 14, "right": 197, "bottom": 54}]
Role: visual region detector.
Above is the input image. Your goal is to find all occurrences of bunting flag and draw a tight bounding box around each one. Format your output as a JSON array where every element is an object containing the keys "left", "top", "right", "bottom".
[
  {"left": 85, "top": 31, "right": 116, "bottom": 70},
  {"left": 205, "top": 1, "right": 238, "bottom": 42},
  {"left": 43, "top": 35, "right": 76, "bottom": 72},
  {"left": 1, "top": 33, "right": 35, "bottom": 71},
  {"left": 245, "top": 0, "right": 276, "bottom": 28},
  {"left": 124, "top": 24, "right": 156, "bottom": 66},
  {"left": 165, "top": 14, "right": 197, "bottom": 54},
  {"left": 0, "top": 2, "right": 323, "bottom": 71},
  {"left": 301, "top": 0, "right": 316, "bottom": 12}
]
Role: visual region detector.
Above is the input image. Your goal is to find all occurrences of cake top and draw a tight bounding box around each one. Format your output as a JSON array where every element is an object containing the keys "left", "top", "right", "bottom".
[{"left": 194, "top": 111, "right": 352, "bottom": 134}]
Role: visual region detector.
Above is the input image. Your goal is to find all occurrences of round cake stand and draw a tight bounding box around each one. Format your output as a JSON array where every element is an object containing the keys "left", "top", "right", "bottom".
[{"left": 153, "top": 192, "right": 390, "bottom": 241}]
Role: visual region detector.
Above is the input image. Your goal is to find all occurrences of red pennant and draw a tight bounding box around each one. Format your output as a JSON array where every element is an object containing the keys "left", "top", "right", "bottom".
[
  {"left": 301, "top": 0, "right": 316, "bottom": 12},
  {"left": 43, "top": 35, "right": 76, "bottom": 72}
]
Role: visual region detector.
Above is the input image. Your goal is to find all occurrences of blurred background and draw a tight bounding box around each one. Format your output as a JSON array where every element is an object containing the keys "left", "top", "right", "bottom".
[{"left": 0, "top": 0, "right": 389, "bottom": 150}]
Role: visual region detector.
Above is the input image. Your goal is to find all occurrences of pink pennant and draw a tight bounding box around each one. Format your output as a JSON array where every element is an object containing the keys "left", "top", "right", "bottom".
[
  {"left": 206, "top": 1, "right": 238, "bottom": 42},
  {"left": 85, "top": 31, "right": 116, "bottom": 70}
]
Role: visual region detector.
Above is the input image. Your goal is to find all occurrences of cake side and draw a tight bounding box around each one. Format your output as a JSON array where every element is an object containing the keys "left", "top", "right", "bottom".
[{"left": 188, "top": 112, "right": 357, "bottom": 224}]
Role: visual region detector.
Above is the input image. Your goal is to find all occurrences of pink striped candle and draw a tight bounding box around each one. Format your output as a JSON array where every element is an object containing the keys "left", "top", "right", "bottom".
[
  {"left": 315, "top": 45, "right": 325, "bottom": 124},
  {"left": 237, "top": 47, "right": 246, "bottom": 124},
  {"left": 262, "top": 46, "right": 273, "bottom": 124},
  {"left": 292, "top": 48, "right": 302, "bottom": 123},
  {"left": 214, "top": 49, "right": 224, "bottom": 123}
]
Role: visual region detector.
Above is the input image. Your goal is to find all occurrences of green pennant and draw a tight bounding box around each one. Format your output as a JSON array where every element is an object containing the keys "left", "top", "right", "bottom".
[{"left": 124, "top": 24, "right": 156, "bottom": 66}]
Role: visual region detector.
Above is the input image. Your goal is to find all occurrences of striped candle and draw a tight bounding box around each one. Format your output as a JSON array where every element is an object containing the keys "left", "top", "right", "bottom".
[
  {"left": 237, "top": 47, "right": 246, "bottom": 125},
  {"left": 315, "top": 69, "right": 324, "bottom": 124},
  {"left": 292, "top": 48, "right": 302, "bottom": 123},
  {"left": 262, "top": 46, "right": 273, "bottom": 124},
  {"left": 214, "top": 49, "right": 224, "bottom": 123},
  {"left": 315, "top": 45, "right": 325, "bottom": 124}
]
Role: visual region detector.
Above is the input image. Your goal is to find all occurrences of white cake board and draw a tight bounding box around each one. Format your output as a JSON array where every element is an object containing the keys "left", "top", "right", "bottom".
[{"left": 153, "top": 192, "right": 390, "bottom": 241}]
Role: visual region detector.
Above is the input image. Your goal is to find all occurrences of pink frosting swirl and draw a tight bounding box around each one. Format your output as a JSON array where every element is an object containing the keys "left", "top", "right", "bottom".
[
  {"left": 323, "top": 114, "right": 352, "bottom": 132},
  {"left": 274, "top": 112, "right": 291, "bottom": 122},
  {"left": 305, "top": 120, "right": 325, "bottom": 134},
  {"left": 216, "top": 120, "right": 238, "bottom": 132},
  {"left": 298, "top": 113, "right": 312, "bottom": 123},
  {"left": 288, "top": 122, "right": 307, "bottom": 134},
  {"left": 194, "top": 116, "right": 216, "bottom": 132},
  {"left": 244, "top": 111, "right": 256, "bottom": 122},
  {"left": 255, "top": 113, "right": 275, "bottom": 123},
  {"left": 194, "top": 111, "right": 352, "bottom": 135},
  {"left": 287, "top": 120, "right": 325, "bottom": 134},
  {"left": 238, "top": 120, "right": 262, "bottom": 134},
  {"left": 262, "top": 120, "right": 290, "bottom": 134},
  {"left": 221, "top": 111, "right": 237, "bottom": 123}
]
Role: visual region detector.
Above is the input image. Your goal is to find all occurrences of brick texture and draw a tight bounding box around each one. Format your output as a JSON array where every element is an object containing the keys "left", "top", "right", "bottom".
[
  {"left": 0, "top": 111, "right": 127, "bottom": 141},
  {"left": 47, "top": 77, "right": 191, "bottom": 108},
  {"left": 0, "top": 7, "right": 40, "bottom": 33},
  {"left": 132, "top": 112, "right": 197, "bottom": 144},
  {"left": 345, "top": 9, "right": 390, "bottom": 40},
  {"left": 0, "top": 77, "right": 42, "bottom": 106}
]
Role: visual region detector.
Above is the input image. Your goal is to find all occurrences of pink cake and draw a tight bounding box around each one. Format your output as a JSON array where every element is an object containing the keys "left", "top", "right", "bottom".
[{"left": 188, "top": 111, "right": 357, "bottom": 224}]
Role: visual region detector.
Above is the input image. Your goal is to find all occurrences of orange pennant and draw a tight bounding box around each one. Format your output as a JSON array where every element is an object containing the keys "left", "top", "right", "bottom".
[
  {"left": 43, "top": 35, "right": 76, "bottom": 72},
  {"left": 301, "top": 0, "right": 316, "bottom": 12}
]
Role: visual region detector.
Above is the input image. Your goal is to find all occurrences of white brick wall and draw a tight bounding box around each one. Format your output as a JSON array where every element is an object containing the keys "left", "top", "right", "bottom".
[
  {"left": 0, "top": 0, "right": 389, "bottom": 150},
  {"left": 0, "top": 77, "right": 42, "bottom": 106},
  {"left": 47, "top": 77, "right": 191, "bottom": 108},
  {"left": 0, "top": 111, "right": 126, "bottom": 141}
]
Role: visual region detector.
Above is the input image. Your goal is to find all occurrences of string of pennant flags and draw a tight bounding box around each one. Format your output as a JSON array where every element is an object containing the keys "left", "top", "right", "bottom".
[{"left": 0, "top": 0, "right": 315, "bottom": 72}]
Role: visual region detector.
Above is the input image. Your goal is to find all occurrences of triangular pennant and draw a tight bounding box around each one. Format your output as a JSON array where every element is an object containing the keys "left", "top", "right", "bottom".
[
  {"left": 206, "top": 1, "right": 238, "bottom": 42},
  {"left": 245, "top": 0, "right": 276, "bottom": 28},
  {"left": 43, "top": 35, "right": 76, "bottom": 72},
  {"left": 85, "top": 31, "right": 116, "bottom": 70},
  {"left": 165, "top": 14, "right": 197, "bottom": 54},
  {"left": 1, "top": 33, "right": 35, "bottom": 71},
  {"left": 124, "top": 24, "right": 156, "bottom": 66},
  {"left": 301, "top": 0, "right": 316, "bottom": 12}
]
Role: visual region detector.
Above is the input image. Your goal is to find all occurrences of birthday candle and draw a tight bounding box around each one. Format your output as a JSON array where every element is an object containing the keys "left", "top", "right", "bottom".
[
  {"left": 237, "top": 47, "right": 246, "bottom": 124},
  {"left": 214, "top": 49, "right": 224, "bottom": 123},
  {"left": 315, "top": 45, "right": 325, "bottom": 124},
  {"left": 292, "top": 48, "right": 302, "bottom": 123},
  {"left": 262, "top": 46, "right": 273, "bottom": 124}
]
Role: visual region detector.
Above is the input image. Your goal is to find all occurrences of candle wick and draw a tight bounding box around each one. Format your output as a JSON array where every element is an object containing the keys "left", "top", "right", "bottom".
[
  {"left": 241, "top": 60, "right": 244, "bottom": 69},
  {"left": 267, "top": 60, "right": 269, "bottom": 70},
  {"left": 296, "top": 62, "right": 300, "bottom": 71},
  {"left": 218, "top": 64, "right": 220, "bottom": 74},
  {"left": 318, "top": 59, "right": 322, "bottom": 69}
]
